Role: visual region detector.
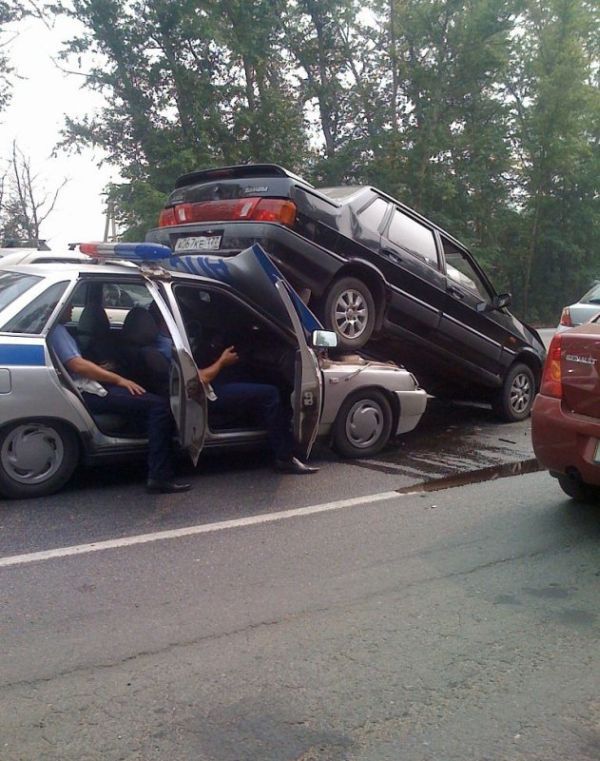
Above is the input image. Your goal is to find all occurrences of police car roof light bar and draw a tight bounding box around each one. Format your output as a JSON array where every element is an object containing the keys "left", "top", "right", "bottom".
[{"left": 79, "top": 242, "right": 172, "bottom": 262}]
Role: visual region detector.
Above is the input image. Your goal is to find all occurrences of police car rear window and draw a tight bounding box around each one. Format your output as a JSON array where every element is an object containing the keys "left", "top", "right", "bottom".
[
  {"left": 0, "top": 272, "right": 42, "bottom": 312},
  {"left": 2, "top": 281, "right": 68, "bottom": 334}
]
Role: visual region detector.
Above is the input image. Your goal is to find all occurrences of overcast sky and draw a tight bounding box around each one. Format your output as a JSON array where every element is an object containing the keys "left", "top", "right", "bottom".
[{"left": 0, "top": 15, "right": 118, "bottom": 250}]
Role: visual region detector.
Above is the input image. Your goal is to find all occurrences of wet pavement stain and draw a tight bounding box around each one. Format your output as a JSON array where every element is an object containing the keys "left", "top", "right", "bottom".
[
  {"left": 395, "top": 458, "right": 543, "bottom": 494},
  {"left": 493, "top": 594, "right": 523, "bottom": 606},
  {"left": 555, "top": 609, "right": 598, "bottom": 627},
  {"left": 346, "top": 398, "right": 538, "bottom": 487},
  {"left": 523, "top": 586, "right": 575, "bottom": 600}
]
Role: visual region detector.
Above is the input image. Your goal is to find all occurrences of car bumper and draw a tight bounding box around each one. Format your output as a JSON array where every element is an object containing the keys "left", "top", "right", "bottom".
[
  {"left": 147, "top": 221, "right": 343, "bottom": 298},
  {"left": 394, "top": 388, "right": 428, "bottom": 434},
  {"left": 531, "top": 394, "right": 600, "bottom": 486}
]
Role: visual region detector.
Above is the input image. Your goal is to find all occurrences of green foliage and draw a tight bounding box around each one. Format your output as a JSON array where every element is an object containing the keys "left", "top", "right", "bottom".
[
  {"left": 50, "top": 0, "right": 599, "bottom": 324},
  {"left": 0, "top": 1, "right": 31, "bottom": 111}
]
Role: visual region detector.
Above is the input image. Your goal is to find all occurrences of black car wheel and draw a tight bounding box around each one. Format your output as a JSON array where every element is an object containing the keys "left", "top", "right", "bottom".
[
  {"left": 0, "top": 421, "right": 79, "bottom": 499},
  {"left": 492, "top": 362, "right": 535, "bottom": 422},
  {"left": 332, "top": 389, "right": 393, "bottom": 458},
  {"left": 324, "top": 277, "right": 376, "bottom": 350}
]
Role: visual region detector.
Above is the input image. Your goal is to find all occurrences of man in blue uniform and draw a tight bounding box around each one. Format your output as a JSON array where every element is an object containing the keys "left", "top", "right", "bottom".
[
  {"left": 150, "top": 304, "right": 318, "bottom": 475},
  {"left": 49, "top": 304, "right": 191, "bottom": 494}
]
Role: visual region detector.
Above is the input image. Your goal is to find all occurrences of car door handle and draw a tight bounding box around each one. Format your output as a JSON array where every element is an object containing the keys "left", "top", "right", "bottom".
[
  {"left": 447, "top": 285, "right": 465, "bottom": 299},
  {"left": 381, "top": 248, "right": 402, "bottom": 263}
]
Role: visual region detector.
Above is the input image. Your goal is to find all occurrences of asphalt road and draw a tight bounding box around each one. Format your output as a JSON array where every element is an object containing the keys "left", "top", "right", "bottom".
[
  {"left": 1, "top": 470, "right": 598, "bottom": 761},
  {"left": 0, "top": 396, "right": 537, "bottom": 557}
]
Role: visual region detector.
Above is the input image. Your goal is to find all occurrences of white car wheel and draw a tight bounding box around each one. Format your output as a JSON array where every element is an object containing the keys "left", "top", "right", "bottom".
[
  {"left": 333, "top": 390, "right": 393, "bottom": 458},
  {"left": 0, "top": 422, "right": 79, "bottom": 499}
]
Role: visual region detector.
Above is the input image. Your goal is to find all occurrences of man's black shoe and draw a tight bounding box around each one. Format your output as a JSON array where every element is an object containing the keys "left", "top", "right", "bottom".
[
  {"left": 274, "top": 456, "right": 319, "bottom": 475},
  {"left": 146, "top": 479, "right": 192, "bottom": 494}
]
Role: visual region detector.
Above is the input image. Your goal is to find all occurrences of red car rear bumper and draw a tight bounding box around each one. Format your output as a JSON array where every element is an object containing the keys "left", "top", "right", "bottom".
[{"left": 531, "top": 394, "right": 600, "bottom": 486}]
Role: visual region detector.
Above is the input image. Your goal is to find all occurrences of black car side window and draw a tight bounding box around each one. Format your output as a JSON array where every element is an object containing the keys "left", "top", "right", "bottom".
[
  {"left": 443, "top": 240, "right": 491, "bottom": 302},
  {"left": 357, "top": 197, "right": 389, "bottom": 233},
  {"left": 387, "top": 209, "right": 438, "bottom": 267}
]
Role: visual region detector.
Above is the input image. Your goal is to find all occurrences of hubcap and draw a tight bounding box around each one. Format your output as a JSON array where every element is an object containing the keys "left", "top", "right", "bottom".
[
  {"left": 1, "top": 424, "right": 65, "bottom": 485},
  {"left": 333, "top": 289, "right": 368, "bottom": 340},
  {"left": 510, "top": 373, "right": 532, "bottom": 414},
  {"left": 345, "top": 399, "right": 385, "bottom": 449}
]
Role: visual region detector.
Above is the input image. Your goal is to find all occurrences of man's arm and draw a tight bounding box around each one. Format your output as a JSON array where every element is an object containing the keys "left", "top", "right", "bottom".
[
  {"left": 65, "top": 356, "right": 146, "bottom": 396},
  {"left": 198, "top": 346, "right": 239, "bottom": 384}
]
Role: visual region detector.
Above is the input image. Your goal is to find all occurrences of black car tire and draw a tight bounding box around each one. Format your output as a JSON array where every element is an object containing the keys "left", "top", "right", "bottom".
[
  {"left": 323, "top": 276, "right": 376, "bottom": 350},
  {"left": 332, "top": 389, "right": 393, "bottom": 458},
  {"left": 557, "top": 473, "right": 600, "bottom": 502},
  {"left": 0, "top": 421, "right": 79, "bottom": 499},
  {"left": 492, "top": 362, "right": 535, "bottom": 422}
]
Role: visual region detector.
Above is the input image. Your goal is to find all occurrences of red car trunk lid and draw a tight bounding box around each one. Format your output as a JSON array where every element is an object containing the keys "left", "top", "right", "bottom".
[{"left": 560, "top": 322, "right": 600, "bottom": 418}]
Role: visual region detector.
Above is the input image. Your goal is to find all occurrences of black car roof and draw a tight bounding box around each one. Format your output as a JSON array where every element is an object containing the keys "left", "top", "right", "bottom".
[{"left": 173, "top": 164, "right": 470, "bottom": 255}]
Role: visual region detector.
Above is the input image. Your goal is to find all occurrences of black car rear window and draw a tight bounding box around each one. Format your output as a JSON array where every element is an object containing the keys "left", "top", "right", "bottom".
[
  {"left": 357, "top": 197, "right": 389, "bottom": 232},
  {"left": 387, "top": 209, "right": 438, "bottom": 265},
  {"left": 0, "top": 272, "right": 42, "bottom": 312}
]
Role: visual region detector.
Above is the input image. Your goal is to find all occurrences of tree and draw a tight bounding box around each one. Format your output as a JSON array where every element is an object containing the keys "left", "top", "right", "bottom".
[
  {"left": 49, "top": 0, "right": 599, "bottom": 322},
  {"left": 507, "top": 0, "right": 600, "bottom": 320},
  {"left": 0, "top": 141, "right": 67, "bottom": 245},
  {"left": 0, "top": 1, "right": 44, "bottom": 111},
  {"left": 52, "top": 0, "right": 310, "bottom": 234}
]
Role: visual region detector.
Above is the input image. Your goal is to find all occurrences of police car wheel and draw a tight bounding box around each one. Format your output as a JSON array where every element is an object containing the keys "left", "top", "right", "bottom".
[
  {"left": 0, "top": 421, "right": 79, "bottom": 499},
  {"left": 332, "top": 389, "right": 393, "bottom": 458}
]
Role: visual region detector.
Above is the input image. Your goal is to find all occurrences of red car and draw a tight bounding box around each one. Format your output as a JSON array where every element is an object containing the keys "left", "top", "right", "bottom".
[{"left": 532, "top": 315, "right": 600, "bottom": 500}]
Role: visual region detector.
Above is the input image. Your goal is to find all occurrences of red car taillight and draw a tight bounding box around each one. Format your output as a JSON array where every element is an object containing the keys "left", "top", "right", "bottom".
[
  {"left": 157, "top": 198, "right": 297, "bottom": 228},
  {"left": 158, "top": 207, "right": 177, "bottom": 227},
  {"left": 559, "top": 307, "right": 573, "bottom": 327},
  {"left": 540, "top": 334, "right": 563, "bottom": 398}
]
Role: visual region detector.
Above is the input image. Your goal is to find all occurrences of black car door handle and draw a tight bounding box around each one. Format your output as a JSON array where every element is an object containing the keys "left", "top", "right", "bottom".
[
  {"left": 447, "top": 285, "right": 465, "bottom": 299},
  {"left": 381, "top": 248, "right": 402, "bottom": 263}
]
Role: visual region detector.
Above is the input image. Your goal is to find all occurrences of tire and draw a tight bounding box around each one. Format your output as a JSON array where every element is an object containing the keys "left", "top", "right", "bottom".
[
  {"left": 492, "top": 362, "right": 535, "bottom": 422},
  {"left": 0, "top": 421, "right": 79, "bottom": 499},
  {"left": 332, "top": 389, "right": 393, "bottom": 458},
  {"left": 557, "top": 473, "right": 600, "bottom": 503},
  {"left": 323, "top": 276, "right": 376, "bottom": 350}
]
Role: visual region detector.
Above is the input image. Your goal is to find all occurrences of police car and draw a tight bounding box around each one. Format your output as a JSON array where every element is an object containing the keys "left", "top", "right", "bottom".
[{"left": 0, "top": 242, "right": 427, "bottom": 498}]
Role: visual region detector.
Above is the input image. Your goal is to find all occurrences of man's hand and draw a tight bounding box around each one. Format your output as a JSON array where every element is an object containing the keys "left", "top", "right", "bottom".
[
  {"left": 219, "top": 346, "right": 239, "bottom": 368},
  {"left": 197, "top": 345, "right": 239, "bottom": 385},
  {"left": 116, "top": 376, "right": 146, "bottom": 395},
  {"left": 67, "top": 356, "right": 147, "bottom": 394}
]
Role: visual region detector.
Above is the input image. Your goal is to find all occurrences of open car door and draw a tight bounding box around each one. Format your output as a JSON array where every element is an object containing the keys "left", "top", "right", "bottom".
[
  {"left": 163, "top": 244, "right": 322, "bottom": 458},
  {"left": 146, "top": 285, "right": 207, "bottom": 466},
  {"left": 274, "top": 280, "right": 322, "bottom": 461},
  {"left": 165, "top": 243, "right": 323, "bottom": 336}
]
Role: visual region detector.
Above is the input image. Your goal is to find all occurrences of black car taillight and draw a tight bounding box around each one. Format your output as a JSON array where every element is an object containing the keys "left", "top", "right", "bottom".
[{"left": 157, "top": 198, "right": 297, "bottom": 228}]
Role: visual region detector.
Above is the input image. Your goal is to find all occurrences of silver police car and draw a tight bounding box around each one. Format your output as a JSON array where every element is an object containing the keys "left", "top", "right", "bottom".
[{"left": 0, "top": 243, "right": 427, "bottom": 498}]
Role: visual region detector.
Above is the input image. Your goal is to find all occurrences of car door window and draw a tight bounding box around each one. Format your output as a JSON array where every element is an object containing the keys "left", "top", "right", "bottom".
[
  {"left": 357, "top": 197, "right": 389, "bottom": 233},
  {"left": 443, "top": 240, "right": 490, "bottom": 302},
  {"left": 0, "top": 272, "right": 42, "bottom": 311},
  {"left": 387, "top": 209, "right": 439, "bottom": 267},
  {"left": 1, "top": 281, "right": 69, "bottom": 334},
  {"left": 63, "top": 280, "right": 154, "bottom": 333}
]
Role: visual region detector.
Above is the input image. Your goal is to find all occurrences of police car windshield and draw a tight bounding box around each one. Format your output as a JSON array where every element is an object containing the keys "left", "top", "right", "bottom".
[{"left": 0, "top": 272, "right": 42, "bottom": 312}]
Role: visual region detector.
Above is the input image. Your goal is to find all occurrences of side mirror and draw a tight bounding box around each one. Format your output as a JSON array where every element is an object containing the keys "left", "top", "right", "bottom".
[
  {"left": 495, "top": 293, "right": 511, "bottom": 309},
  {"left": 312, "top": 329, "right": 338, "bottom": 348}
]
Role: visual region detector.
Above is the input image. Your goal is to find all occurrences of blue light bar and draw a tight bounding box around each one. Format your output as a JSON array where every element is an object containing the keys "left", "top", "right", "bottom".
[{"left": 79, "top": 242, "right": 173, "bottom": 261}]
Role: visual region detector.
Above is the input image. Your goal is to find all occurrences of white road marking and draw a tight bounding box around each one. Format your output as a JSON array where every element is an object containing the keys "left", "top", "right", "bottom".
[{"left": 0, "top": 491, "right": 401, "bottom": 570}]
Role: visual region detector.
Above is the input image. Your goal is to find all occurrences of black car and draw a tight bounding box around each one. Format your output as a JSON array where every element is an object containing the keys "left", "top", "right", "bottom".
[{"left": 147, "top": 164, "right": 546, "bottom": 421}]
